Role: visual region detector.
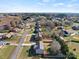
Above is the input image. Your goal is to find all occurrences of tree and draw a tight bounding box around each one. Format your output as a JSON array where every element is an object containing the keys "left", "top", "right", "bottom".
[
  {"left": 10, "top": 21, "right": 16, "bottom": 27},
  {"left": 50, "top": 40, "right": 61, "bottom": 55},
  {"left": 56, "top": 14, "right": 67, "bottom": 18},
  {"left": 46, "top": 20, "right": 55, "bottom": 30},
  {"left": 51, "top": 33, "right": 69, "bottom": 55}
]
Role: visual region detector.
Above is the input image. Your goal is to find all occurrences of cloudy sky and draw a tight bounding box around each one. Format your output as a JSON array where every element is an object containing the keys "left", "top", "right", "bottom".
[{"left": 0, "top": 0, "right": 79, "bottom": 13}]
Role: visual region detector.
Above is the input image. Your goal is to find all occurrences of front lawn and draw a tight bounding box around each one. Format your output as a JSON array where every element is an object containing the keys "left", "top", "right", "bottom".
[
  {"left": 17, "top": 46, "right": 31, "bottom": 59},
  {"left": 0, "top": 30, "right": 9, "bottom": 33}
]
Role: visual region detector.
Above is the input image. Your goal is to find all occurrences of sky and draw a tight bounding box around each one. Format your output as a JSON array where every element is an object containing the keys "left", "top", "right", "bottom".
[{"left": 0, "top": 0, "right": 79, "bottom": 13}]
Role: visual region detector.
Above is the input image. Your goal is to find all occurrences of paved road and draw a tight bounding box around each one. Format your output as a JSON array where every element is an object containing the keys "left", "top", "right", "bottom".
[{"left": 10, "top": 32, "right": 27, "bottom": 59}]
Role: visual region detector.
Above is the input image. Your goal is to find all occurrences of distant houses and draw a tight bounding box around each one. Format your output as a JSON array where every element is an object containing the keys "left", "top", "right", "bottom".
[
  {"left": 0, "top": 33, "right": 6, "bottom": 40},
  {"left": 0, "top": 32, "right": 15, "bottom": 40},
  {"left": 0, "top": 23, "right": 11, "bottom": 31},
  {"left": 29, "top": 21, "right": 44, "bottom": 56},
  {"left": 0, "top": 16, "right": 21, "bottom": 31},
  {"left": 72, "top": 26, "right": 79, "bottom": 30},
  {"left": 5, "top": 32, "right": 14, "bottom": 38},
  {"left": 72, "top": 17, "right": 79, "bottom": 23},
  {"left": 9, "top": 28, "right": 21, "bottom": 33}
]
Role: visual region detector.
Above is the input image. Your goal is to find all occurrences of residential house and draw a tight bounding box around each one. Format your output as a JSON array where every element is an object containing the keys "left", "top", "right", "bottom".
[
  {"left": 72, "top": 26, "right": 79, "bottom": 30},
  {"left": 34, "top": 41, "right": 44, "bottom": 55},
  {"left": 0, "top": 16, "right": 21, "bottom": 31}
]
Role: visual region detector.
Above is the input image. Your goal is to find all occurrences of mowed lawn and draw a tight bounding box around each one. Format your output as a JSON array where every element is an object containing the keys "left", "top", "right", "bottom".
[
  {"left": 68, "top": 42, "right": 79, "bottom": 59},
  {"left": 17, "top": 46, "right": 31, "bottom": 59},
  {"left": 0, "top": 46, "right": 16, "bottom": 59},
  {"left": 64, "top": 26, "right": 71, "bottom": 30},
  {"left": 64, "top": 35, "right": 79, "bottom": 41},
  {"left": 64, "top": 34, "right": 79, "bottom": 59},
  {"left": 72, "top": 35, "right": 79, "bottom": 41}
]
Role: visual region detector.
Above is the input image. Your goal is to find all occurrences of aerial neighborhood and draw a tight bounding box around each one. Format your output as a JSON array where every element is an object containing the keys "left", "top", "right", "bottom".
[{"left": 0, "top": 13, "right": 79, "bottom": 59}]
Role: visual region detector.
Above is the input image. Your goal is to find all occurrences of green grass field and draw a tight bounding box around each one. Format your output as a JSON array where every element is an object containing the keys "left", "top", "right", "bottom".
[{"left": 0, "top": 46, "right": 16, "bottom": 59}]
